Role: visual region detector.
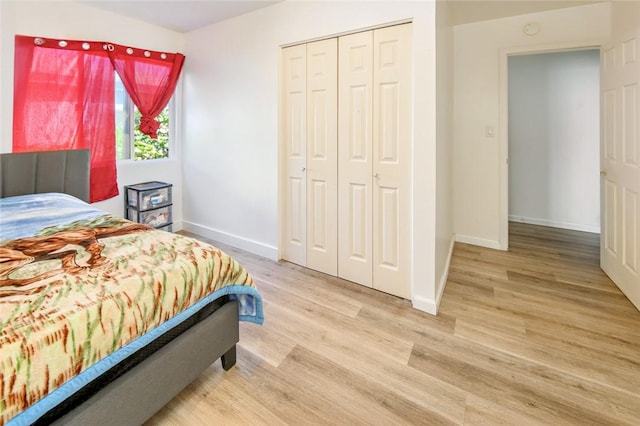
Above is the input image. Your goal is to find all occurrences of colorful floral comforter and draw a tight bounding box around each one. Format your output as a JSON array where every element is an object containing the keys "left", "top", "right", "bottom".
[{"left": 0, "top": 193, "right": 263, "bottom": 425}]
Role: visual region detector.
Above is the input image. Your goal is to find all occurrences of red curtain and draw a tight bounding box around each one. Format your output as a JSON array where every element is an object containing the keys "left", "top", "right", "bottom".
[
  {"left": 13, "top": 35, "right": 118, "bottom": 202},
  {"left": 107, "top": 46, "right": 184, "bottom": 139}
]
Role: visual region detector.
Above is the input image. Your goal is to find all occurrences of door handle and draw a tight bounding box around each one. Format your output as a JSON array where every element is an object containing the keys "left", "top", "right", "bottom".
[
  {"left": 373, "top": 173, "right": 379, "bottom": 178},
  {"left": 600, "top": 170, "right": 607, "bottom": 177},
  {"left": 302, "top": 167, "right": 306, "bottom": 172}
]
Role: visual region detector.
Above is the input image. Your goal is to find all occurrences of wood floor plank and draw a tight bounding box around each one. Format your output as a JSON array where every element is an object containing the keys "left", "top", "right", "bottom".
[
  {"left": 237, "top": 307, "right": 296, "bottom": 368},
  {"left": 280, "top": 345, "right": 457, "bottom": 425},
  {"left": 409, "top": 338, "right": 638, "bottom": 425},
  {"left": 454, "top": 318, "right": 640, "bottom": 395},
  {"left": 146, "top": 224, "right": 640, "bottom": 425},
  {"left": 492, "top": 287, "right": 640, "bottom": 340},
  {"left": 235, "top": 258, "right": 365, "bottom": 319},
  {"left": 257, "top": 280, "right": 415, "bottom": 366},
  {"left": 463, "top": 394, "right": 544, "bottom": 426},
  {"left": 299, "top": 337, "right": 469, "bottom": 424}
]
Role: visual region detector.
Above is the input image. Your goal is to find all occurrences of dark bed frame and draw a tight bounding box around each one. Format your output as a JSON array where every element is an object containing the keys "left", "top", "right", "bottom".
[{"left": 0, "top": 150, "right": 240, "bottom": 425}]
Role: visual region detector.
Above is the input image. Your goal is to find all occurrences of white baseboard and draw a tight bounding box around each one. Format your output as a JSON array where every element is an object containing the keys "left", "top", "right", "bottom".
[
  {"left": 454, "top": 234, "right": 501, "bottom": 250},
  {"left": 182, "top": 221, "right": 278, "bottom": 260},
  {"left": 436, "top": 235, "right": 456, "bottom": 309},
  {"left": 412, "top": 295, "right": 438, "bottom": 315},
  {"left": 509, "top": 215, "right": 600, "bottom": 234},
  {"left": 412, "top": 235, "right": 456, "bottom": 316}
]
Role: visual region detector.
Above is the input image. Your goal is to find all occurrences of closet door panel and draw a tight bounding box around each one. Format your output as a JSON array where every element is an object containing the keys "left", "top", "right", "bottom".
[
  {"left": 338, "top": 31, "right": 374, "bottom": 286},
  {"left": 372, "top": 24, "right": 412, "bottom": 298},
  {"left": 378, "top": 186, "right": 399, "bottom": 268},
  {"left": 348, "top": 183, "right": 369, "bottom": 258},
  {"left": 282, "top": 44, "right": 307, "bottom": 266},
  {"left": 288, "top": 176, "right": 305, "bottom": 246},
  {"left": 306, "top": 38, "right": 338, "bottom": 275},
  {"left": 379, "top": 83, "right": 399, "bottom": 161}
]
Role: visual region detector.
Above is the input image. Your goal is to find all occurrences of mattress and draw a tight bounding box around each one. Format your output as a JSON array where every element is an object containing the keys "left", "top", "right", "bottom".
[{"left": 0, "top": 193, "right": 263, "bottom": 425}]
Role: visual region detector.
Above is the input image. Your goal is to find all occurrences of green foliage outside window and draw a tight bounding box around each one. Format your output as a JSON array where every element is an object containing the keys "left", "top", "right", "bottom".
[
  {"left": 133, "top": 107, "right": 170, "bottom": 160},
  {"left": 115, "top": 76, "right": 171, "bottom": 161}
]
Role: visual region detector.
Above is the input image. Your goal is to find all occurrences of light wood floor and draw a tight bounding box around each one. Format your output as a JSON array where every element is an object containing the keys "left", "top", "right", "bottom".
[{"left": 147, "top": 223, "right": 640, "bottom": 425}]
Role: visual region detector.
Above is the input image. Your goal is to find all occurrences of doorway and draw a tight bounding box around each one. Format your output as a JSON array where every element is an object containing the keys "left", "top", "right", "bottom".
[
  {"left": 497, "top": 42, "right": 602, "bottom": 250},
  {"left": 507, "top": 49, "right": 601, "bottom": 235}
]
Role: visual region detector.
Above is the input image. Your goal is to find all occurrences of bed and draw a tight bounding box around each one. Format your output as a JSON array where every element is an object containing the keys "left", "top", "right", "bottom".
[{"left": 0, "top": 149, "right": 264, "bottom": 425}]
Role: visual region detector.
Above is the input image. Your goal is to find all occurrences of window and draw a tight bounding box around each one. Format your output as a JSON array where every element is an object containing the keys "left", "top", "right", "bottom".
[{"left": 115, "top": 75, "right": 170, "bottom": 161}]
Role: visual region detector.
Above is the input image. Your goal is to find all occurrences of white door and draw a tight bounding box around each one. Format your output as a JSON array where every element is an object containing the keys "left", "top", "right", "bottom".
[
  {"left": 372, "top": 24, "right": 412, "bottom": 299},
  {"left": 306, "top": 39, "right": 338, "bottom": 275},
  {"left": 338, "top": 30, "right": 374, "bottom": 287},
  {"left": 601, "top": 3, "right": 640, "bottom": 309},
  {"left": 282, "top": 44, "right": 307, "bottom": 266}
]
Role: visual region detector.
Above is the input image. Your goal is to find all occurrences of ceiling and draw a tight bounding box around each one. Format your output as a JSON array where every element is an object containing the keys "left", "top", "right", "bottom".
[
  {"left": 448, "top": 0, "right": 604, "bottom": 26},
  {"left": 78, "top": 1, "right": 282, "bottom": 33},
  {"left": 79, "top": 0, "right": 605, "bottom": 33}
]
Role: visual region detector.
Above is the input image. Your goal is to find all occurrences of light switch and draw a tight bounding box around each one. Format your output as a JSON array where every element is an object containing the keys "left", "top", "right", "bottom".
[{"left": 485, "top": 126, "right": 494, "bottom": 138}]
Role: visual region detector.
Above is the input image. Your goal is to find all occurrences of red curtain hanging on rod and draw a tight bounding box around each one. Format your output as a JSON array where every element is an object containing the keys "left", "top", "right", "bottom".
[
  {"left": 13, "top": 35, "right": 185, "bottom": 202},
  {"left": 13, "top": 35, "right": 118, "bottom": 202},
  {"left": 106, "top": 44, "right": 184, "bottom": 139}
]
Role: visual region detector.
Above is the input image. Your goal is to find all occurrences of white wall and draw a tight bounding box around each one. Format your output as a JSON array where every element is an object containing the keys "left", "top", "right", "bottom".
[
  {"left": 182, "top": 1, "right": 443, "bottom": 312},
  {"left": 508, "top": 50, "right": 600, "bottom": 233},
  {"left": 0, "top": 1, "right": 185, "bottom": 224},
  {"left": 453, "top": 2, "right": 611, "bottom": 248},
  {"left": 611, "top": 0, "right": 640, "bottom": 35},
  {"left": 434, "top": 0, "right": 454, "bottom": 308}
]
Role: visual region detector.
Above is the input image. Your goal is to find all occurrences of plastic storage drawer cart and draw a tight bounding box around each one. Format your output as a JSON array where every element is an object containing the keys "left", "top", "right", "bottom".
[{"left": 124, "top": 181, "right": 173, "bottom": 232}]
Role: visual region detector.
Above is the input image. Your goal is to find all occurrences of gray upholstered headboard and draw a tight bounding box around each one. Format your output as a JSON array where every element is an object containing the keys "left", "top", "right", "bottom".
[{"left": 0, "top": 149, "right": 90, "bottom": 202}]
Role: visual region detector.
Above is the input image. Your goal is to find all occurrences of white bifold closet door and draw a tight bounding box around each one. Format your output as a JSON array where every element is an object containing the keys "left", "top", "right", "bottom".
[
  {"left": 281, "top": 23, "right": 411, "bottom": 299},
  {"left": 282, "top": 39, "right": 338, "bottom": 276},
  {"left": 338, "top": 31, "right": 374, "bottom": 287},
  {"left": 282, "top": 43, "right": 307, "bottom": 268},
  {"left": 338, "top": 24, "right": 412, "bottom": 298}
]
